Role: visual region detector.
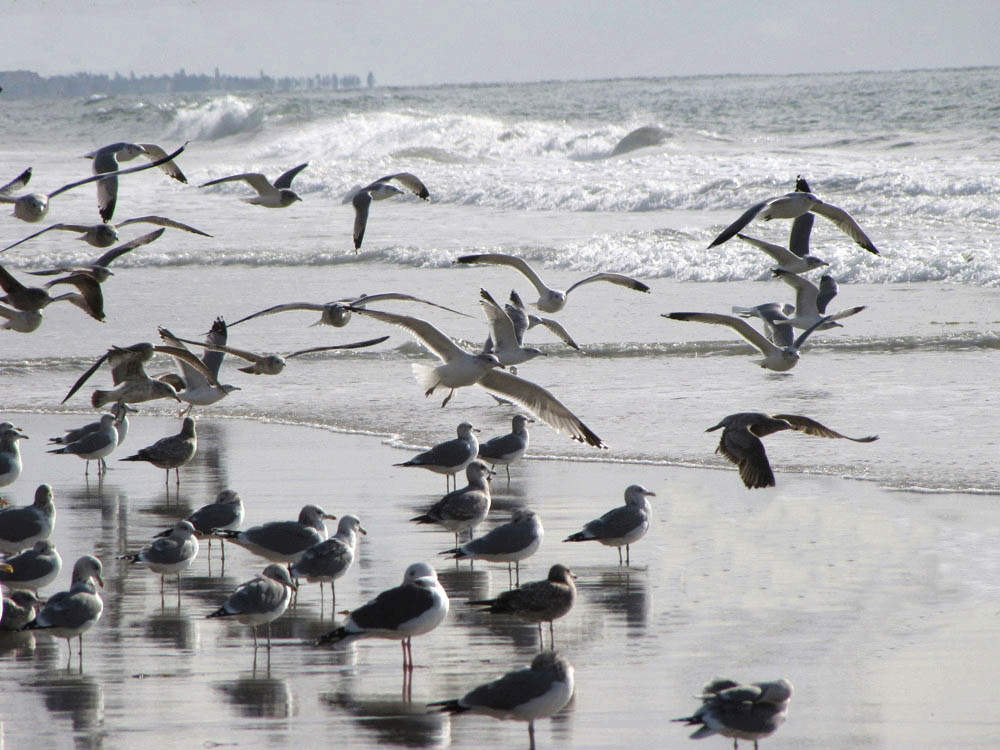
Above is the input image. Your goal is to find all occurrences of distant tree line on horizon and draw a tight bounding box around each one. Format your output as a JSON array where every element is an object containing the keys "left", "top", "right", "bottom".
[{"left": 0, "top": 69, "right": 376, "bottom": 99}]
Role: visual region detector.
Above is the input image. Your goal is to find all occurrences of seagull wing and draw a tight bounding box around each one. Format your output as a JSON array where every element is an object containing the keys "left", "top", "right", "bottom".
[
  {"left": 284, "top": 336, "right": 389, "bottom": 359},
  {"left": 708, "top": 199, "right": 770, "bottom": 248},
  {"left": 479, "top": 289, "right": 519, "bottom": 352},
  {"left": 528, "top": 315, "right": 580, "bottom": 349},
  {"left": 115, "top": 215, "right": 211, "bottom": 237},
  {"left": 809, "top": 200, "right": 880, "bottom": 255},
  {"left": 346, "top": 292, "right": 473, "bottom": 318},
  {"left": 93, "top": 228, "right": 165, "bottom": 268},
  {"left": 61, "top": 351, "right": 111, "bottom": 404},
  {"left": 787, "top": 213, "right": 814, "bottom": 257},
  {"left": 48, "top": 142, "right": 187, "bottom": 199},
  {"left": 791, "top": 314, "right": 833, "bottom": 350},
  {"left": 478, "top": 369, "right": 606, "bottom": 448},
  {"left": 137, "top": 143, "right": 187, "bottom": 183},
  {"left": 663, "top": 312, "right": 779, "bottom": 356},
  {"left": 455, "top": 254, "right": 552, "bottom": 299},
  {"left": 720, "top": 426, "right": 775, "bottom": 489},
  {"left": 351, "top": 190, "right": 372, "bottom": 250},
  {"left": 769, "top": 414, "right": 879, "bottom": 442},
  {"left": 377, "top": 172, "right": 429, "bottom": 200},
  {"left": 565, "top": 272, "right": 650, "bottom": 296},
  {"left": 348, "top": 307, "right": 466, "bottom": 361},
  {"left": 228, "top": 302, "right": 331, "bottom": 327},
  {"left": 156, "top": 329, "right": 210, "bottom": 387},
  {"left": 45, "top": 273, "right": 105, "bottom": 321},
  {"left": 0, "top": 168, "right": 31, "bottom": 195},
  {"left": 772, "top": 269, "right": 819, "bottom": 316},
  {"left": 199, "top": 173, "right": 278, "bottom": 197},
  {"left": 273, "top": 162, "right": 309, "bottom": 190},
  {"left": 735, "top": 233, "right": 798, "bottom": 266},
  {"left": 153, "top": 344, "right": 222, "bottom": 387},
  {"left": 2, "top": 223, "right": 93, "bottom": 253},
  {"left": 159, "top": 336, "right": 261, "bottom": 366}
]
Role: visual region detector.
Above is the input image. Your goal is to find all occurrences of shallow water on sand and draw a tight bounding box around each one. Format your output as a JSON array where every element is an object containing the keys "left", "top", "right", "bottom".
[{"left": 1, "top": 415, "right": 998, "bottom": 749}]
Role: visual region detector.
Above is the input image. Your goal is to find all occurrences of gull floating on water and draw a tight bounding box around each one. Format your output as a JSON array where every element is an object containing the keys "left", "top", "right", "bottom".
[
  {"left": 157, "top": 488, "right": 243, "bottom": 564},
  {"left": 200, "top": 162, "right": 308, "bottom": 207},
  {"left": 395, "top": 421, "right": 481, "bottom": 491},
  {"left": 706, "top": 412, "right": 879, "bottom": 489},
  {"left": 0, "top": 484, "right": 56, "bottom": 555},
  {"left": 442, "top": 508, "right": 543, "bottom": 587},
  {"left": 673, "top": 677, "right": 793, "bottom": 750},
  {"left": 663, "top": 309, "right": 831, "bottom": 372},
  {"left": 289, "top": 514, "right": 366, "bottom": 609},
  {"left": 351, "top": 172, "right": 429, "bottom": 251},
  {"left": 316, "top": 562, "right": 449, "bottom": 672},
  {"left": 0, "top": 423, "right": 29, "bottom": 496},
  {"left": 457, "top": 253, "right": 650, "bottom": 313},
  {"left": 0, "top": 143, "right": 186, "bottom": 223},
  {"left": 228, "top": 291, "right": 471, "bottom": 330},
  {"left": 348, "top": 306, "right": 607, "bottom": 447},
  {"left": 119, "top": 520, "right": 200, "bottom": 603},
  {"left": 86, "top": 142, "right": 188, "bottom": 221},
  {"left": 0, "top": 539, "right": 62, "bottom": 592},
  {"left": 709, "top": 175, "right": 880, "bottom": 255},
  {"left": 469, "top": 563, "right": 577, "bottom": 651},
  {"left": 47, "top": 413, "right": 119, "bottom": 477},
  {"left": 120, "top": 417, "right": 198, "bottom": 486},
  {"left": 411, "top": 460, "right": 494, "bottom": 548},
  {"left": 158, "top": 320, "right": 240, "bottom": 412},
  {"left": 564, "top": 484, "right": 654, "bottom": 566},
  {"left": 216, "top": 504, "right": 336, "bottom": 566},
  {"left": 2, "top": 214, "right": 209, "bottom": 253},
  {"left": 23, "top": 554, "right": 104, "bottom": 667},
  {"left": 428, "top": 651, "right": 575, "bottom": 750},
  {"left": 207, "top": 563, "right": 297, "bottom": 650},
  {"left": 478, "top": 415, "right": 534, "bottom": 484}
]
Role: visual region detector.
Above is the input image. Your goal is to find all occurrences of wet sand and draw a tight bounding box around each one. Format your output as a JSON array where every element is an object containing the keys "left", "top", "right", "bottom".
[{"left": 1, "top": 413, "right": 998, "bottom": 749}]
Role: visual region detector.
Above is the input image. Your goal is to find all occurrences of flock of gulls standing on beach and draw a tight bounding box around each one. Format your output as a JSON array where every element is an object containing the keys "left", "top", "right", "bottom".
[{"left": 0, "top": 139, "right": 886, "bottom": 749}]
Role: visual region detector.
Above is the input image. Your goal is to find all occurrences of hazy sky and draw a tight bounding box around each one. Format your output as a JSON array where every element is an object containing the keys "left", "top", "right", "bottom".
[{"left": 5, "top": 0, "right": 997, "bottom": 86}]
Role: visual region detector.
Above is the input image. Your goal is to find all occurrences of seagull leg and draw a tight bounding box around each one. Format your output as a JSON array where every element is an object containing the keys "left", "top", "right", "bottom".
[
  {"left": 506, "top": 464, "right": 511, "bottom": 485},
  {"left": 618, "top": 546, "right": 623, "bottom": 565},
  {"left": 537, "top": 622, "right": 543, "bottom": 652},
  {"left": 549, "top": 620, "right": 555, "bottom": 650},
  {"left": 515, "top": 561, "right": 520, "bottom": 588},
  {"left": 266, "top": 621, "right": 272, "bottom": 650},
  {"left": 528, "top": 720, "right": 536, "bottom": 750},
  {"left": 626, "top": 544, "right": 631, "bottom": 567},
  {"left": 440, "top": 389, "right": 454, "bottom": 408}
]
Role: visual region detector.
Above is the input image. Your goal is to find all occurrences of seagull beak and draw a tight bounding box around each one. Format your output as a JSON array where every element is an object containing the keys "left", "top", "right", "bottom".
[
  {"left": 358, "top": 526, "right": 368, "bottom": 535},
  {"left": 324, "top": 512, "right": 338, "bottom": 520},
  {"left": 0, "top": 563, "right": 13, "bottom": 574},
  {"left": 94, "top": 573, "right": 105, "bottom": 587}
]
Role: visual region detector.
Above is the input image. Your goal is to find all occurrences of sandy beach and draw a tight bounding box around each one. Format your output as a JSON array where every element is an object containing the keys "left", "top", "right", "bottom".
[{"left": 1, "top": 412, "right": 997, "bottom": 749}]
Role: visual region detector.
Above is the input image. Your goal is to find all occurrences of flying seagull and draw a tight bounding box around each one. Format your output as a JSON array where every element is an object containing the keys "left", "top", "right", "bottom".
[
  {"left": 3, "top": 215, "right": 209, "bottom": 254},
  {"left": 351, "top": 172, "right": 429, "bottom": 251},
  {"left": 200, "top": 162, "right": 308, "bottom": 207},
  {"left": 86, "top": 141, "right": 188, "bottom": 221}
]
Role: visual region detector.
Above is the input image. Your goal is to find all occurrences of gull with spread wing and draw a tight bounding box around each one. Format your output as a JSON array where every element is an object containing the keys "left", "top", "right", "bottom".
[
  {"left": 199, "top": 162, "right": 307, "bottom": 207},
  {"left": 351, "top": 172, "right": 429, "bottom": 251},
  {"left": 86, "top": 141, "right": 188, "bottom": 221},
  {"left": 3, "top": 214, "right": 209, "bottom": 253}
]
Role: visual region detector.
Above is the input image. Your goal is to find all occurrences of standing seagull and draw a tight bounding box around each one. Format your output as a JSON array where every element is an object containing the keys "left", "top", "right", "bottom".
[
  {"left": 0, "top": 539, "right": 62, "bottom": 592},
  {"left": 0, "top": 144, "right": 186, "bottom": 222},
  {"left": 478, "top": 415, "right": 534, "bottom": 483},
  {"left": 47, "top": 413, "right": 119, "bottom": 477},
  {"left": 207, "top": 564, "right": 297, "bottom": 650},
  {"left": 86, "top": 141, "right": 188, "bottom": 221},
  {"left": 706, "top": 412, "right": 879, "bottom": 489},
  {"left": 0, "top": 484, "right": 56, "bottom": 555},
  {"left": 120, "top": 417, "right": 198, "bottom": 486},
  {"left": 469, "top": 563, "right": 577, "bottom": 651},
  {"left": 49, "top": 402, "right": 134, "bottom": 452},
  {"left": 119, "top": 520, "right": 199, "bottom": 604},
  {"left": 289, "top": 514, "right": 366, "bottom": 608},
  {"left": 428, "top": 651, "right": 575, "bottom": 750},
  {"left": 157, "top": 489, "right": 244, "bottom": 564},
  {"left": 412, "top": 461, "right": 495, "bottom": 548},
  {"left": 456, "top": 253, "right": 650, "bottom": 314},
  {"left": 158, "top": 321, "right": 241, "bottom": 413},
  {"left": 23, "top": 555, "right": 104, "bottom": 668},
  {"left": 215, "top": 504, "right": 336, "bottom": 567},
  {"left": 0, "top": 423, "right": 29, "bottom": 498},
  {"left": 351, "top": 172, "right": 429, "bottom": 251},
  {"left": 1, "top": 589, "right": 41, "bottom": 631},
  {"left": 199, "top": 162, "right": 308, "bottom": 207},
  {"left": 316, "top": 562, "right": 449, "bottom": 673},
  {"left": 673, "top": 677, "right": 793, "bottom": 750},
  {"left": 563, "top": 484, "right": 654, "bottom": 566},
  {"left": 662, "top": 310, "right": 831, "bottom": 372},
  {"left": 348, "top": 307, "right": 606, "bottom": 447},
  {"left": 395, "top": 422, "right": 481, "bottom": 491},
  {"left": 709, "top": 176, "right": 879, "bottom": 254},
  {"left": 442, "top": 509, "right": 543, "bottom": 587}
]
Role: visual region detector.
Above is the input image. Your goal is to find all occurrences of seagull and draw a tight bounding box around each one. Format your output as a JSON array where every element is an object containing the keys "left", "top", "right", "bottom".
[
  {"left": 0, "top": 303, "right": 43, "bottom": 333},
  {"left": 469, "top": 563, "right": 577, "bottom": 651},
  {"left": 351, "top": 173, "right": 429, "bottom": 251},
  {"left": 428, "top": 651, "right": 575, "bottom": 750},
  {"left": 2, "top": 215, "right": 210, "bottom": 254},
  {"left": 0, "top": 484, "right": 56, "bottom": 555},
  {"left": 158, "top": 330, "right": 389, "bottom": 376},
  {"left": 0, "top": 423, "right": 29, "bottom": 496},
  {"left": 502, "top": 290, "right": 580, "bottom": 351},
  {"left": 0, "top": 143, "right": 186, "bottom": 223},
  {"left": 0, "top": 539, "right": 62, "bottom": 592},
  {"left": 764, "top": 269, "right": 866, "bottom": 330},
  {"left": 120, "top": 417, "right": 198, "bottom": 486},
  {"left": 662, "top": 310, "right": 831, "bottom": 372},
  {"left": 1, "top": 589, "right": 41, "bottom": 631},
  {"left": 478, "top": 415, "right": 533, "bottom": 483},
  {"left": 119, "top": 520, "right": 199, "bottom": 603},
  {"left": 47, "top": 413, "right": 119, "bottom": 476},
  {"left": 207, "top": 564, "right": 297, "bottom": 650},
  {"left": 49, "top": 402, "right": 134, "bottom": 452},
  {"left": 709, "top": 175, "right": 879, "bottom": 255},
  {"left": 563, "top": 484, "right": 654, "bottom": 566},
  {"left": 395, "top": 422, "right": 481, "bottom": 491},
  {"left": 411, "top": 461, "right": 494, "bottom": 548},
  {"left": 214, "top": 504, "right": 336, "bottom": 566},
  {"left": 736, "top": 214, "right": 830, "bottom": 274},
  {"left": 23, "top": 554, "right": 104, "bottom": 667},
  {"left": 228, "top": 291, "right": 471, "bottom": 330},
  {"left": 289, "top": 514, "right": 366, "bottom": 608},
  {"left": 673, "top": 677, "right": 793, "bottom": 750},
  {"left": 706, "top": 412, "right": 879, "bottom": 489},
  {"left": 158, "top": 320, "right": 240, "bottom": 411},
  {"left": 479, "top": 289, "right": 545, "bottom": 366},
  {"left": 0, "top": 262, "right": 98, "bottom": 316},
  {"left": 456, "top": 253, "right": 650, "bottom": 313},
  {"left": 199, "top": 162, "right": 308, "bottom": 207},
  {"left": 25, "top": 227, "right": 167, "bottom": 283},
  {"left": 85, "top": 142, "right": 188, "bottom": 221},
  {"left": 60, "top": 341, "right": 214, "bottom": 408},
  {"left": 441, "top": 509, "right": 543, "bottom": 587},
  {"left": 347, "top": 306, "right": 607, "bottom": 447},
  {"left": 316, "top": 562, "right": 449, "bottom": 672},
  {"left": 155, "top": 488, "right": 243, "bottom": 564}
]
